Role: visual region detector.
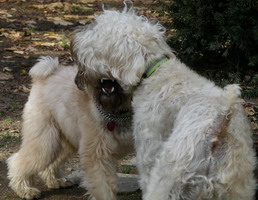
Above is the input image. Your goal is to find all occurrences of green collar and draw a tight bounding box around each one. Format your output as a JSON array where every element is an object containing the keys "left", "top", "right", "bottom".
[
  {"left": 142, "top": 55, "right": 169, "bottom": 78},
  {"left": 132, "top": 55, "right": 169, "bottom": 91}
]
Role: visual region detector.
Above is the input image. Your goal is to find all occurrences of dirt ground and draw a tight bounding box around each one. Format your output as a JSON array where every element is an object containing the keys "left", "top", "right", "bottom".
[{"left": 0, "top": 0, "right": 258, "bottom": 199}]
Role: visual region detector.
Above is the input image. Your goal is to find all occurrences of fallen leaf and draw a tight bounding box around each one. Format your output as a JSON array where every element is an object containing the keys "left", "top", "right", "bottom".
[
  {"left": 20, "top": 69, "right": 28, "bottom": 76},
  {"left": 33, "top": 41, "right": 56, "bottom": 47},
  {"left": 10, "top": 8, "right": 17, "bottom": 11},
  {"left": 251, "top": 116, "right": 257, "bottom": 121},
  {"left": 43, "top": 32, "right": 63, "bottom": 40},
  {"left": 10, "top": 130, "right": 19, "bottom": 134},
  {"left": 10, "top": 31, "right": 21, "bottom": 39},
  {"left": 63, "top": 3, "right": 72, "bottom": 13},
  {"left": 3, "top": 67, "right": 12, "bottom": 72},
  {"left": 1, "top": 30, "right": 22, "bottom": 39},
  {"left": 0, "top": 72, "right": 14, "bottom": 80},
  {"left": 13, "top": 50, "right": 25, "bottom": 55},
  {"left": 251, "top": 122, "right": 258, "bottom": 130},
  {"left": 26, "top": 46, "right": 37, "bottom": 52},
  {"left": 245, "top": 107, "right": 255, "bottom": 116},
  {"left": 87, "top": 15, "right": 96, "bottom": 19},
  {"left": 27, "top": 2, "right": 64, "bottom": 11},
  {"left": 4, "top": 47, "right": 17, "bottom": 51},
  {"left": 27, "top": 4, "right": 45, "bottom": 10},
  {"left": 3, "top": 56, "right": 13, "bottom": 59},
  {"left": 21, "top": 20, "right": 37, "bottom": 25},
  {"left": 31, "top": 37, "right": 42, "bottom": 41},
  {"left": 78, "top": 0, "right": 96, "bottom": 3},
  {"left": 6, "top": 18, "right": 15, "bottom": 22},
  {"left": 46, "top": 17, "right": 74, "bottom": 26},
  {"left": 18, "top": 85, "right": 30, "bottom": 93},
  {"left": 48, "top": 2, "right": 63, "bottom": 9},
  {"left": 0, "top": 10, "right": 8, "bottom": 15},
  {"left": 0, "top": 32, "right": 10, "bottom": 38},
  {"left": 63, "top": 14, "right": 80, "bottom": 21},
  {"left": 53, "top": 20, "right": 74, "bottom": 26},
  {"left": 78, "top": 19, "right": 91, "bottom": 25}
]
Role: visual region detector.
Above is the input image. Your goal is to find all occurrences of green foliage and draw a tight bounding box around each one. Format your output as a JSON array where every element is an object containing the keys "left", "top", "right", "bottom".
[
  {"left": 122, "top": 192, "right": 141, "bottom": 200},
  {"left": 121, "top": 165, "right": 134, "bottom": 174},
  {"left": 166, "top": 0, "right": 258, "bottom": 72},
  {"left": 1, "top": 133, "right": 13, "bottom": 140},
  {"left": 71, "top": 6, "right": 82, "bottom": 12},
  {"left": 4, "top": 117, "right": 14, "bottom": 125},
  {"left": 242, "top": 73, "right": 258, "bottom": 98},
  {"left": 243, "top": 87, "right": 258, "bottom": 99},
  {"left": 59, "top": 36, "right": 70, "bottom": 50},
  {"left": 10, "top": 102, "right": 20, "bottom": 110}
]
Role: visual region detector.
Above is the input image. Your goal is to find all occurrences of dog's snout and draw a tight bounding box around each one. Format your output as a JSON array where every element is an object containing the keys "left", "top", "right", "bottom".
[{"left": 100, "top": 79, "right": 118, "bottom": 96}]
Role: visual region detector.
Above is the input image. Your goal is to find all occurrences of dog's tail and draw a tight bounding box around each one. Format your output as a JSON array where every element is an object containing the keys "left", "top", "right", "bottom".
[
  {"left": 208, "top": 84, "right": 243, "bottom": 151},
  {"left": 223, "top": 84, "right": 243, "bottom": 109},
  {"left": 29, "top": 56, "right": 59, "bottom": 80}
]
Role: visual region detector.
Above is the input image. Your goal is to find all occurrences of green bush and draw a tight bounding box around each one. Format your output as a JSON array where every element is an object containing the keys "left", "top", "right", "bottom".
[{"left": 166, "top": 0, "right": 258, "bottom": 73}]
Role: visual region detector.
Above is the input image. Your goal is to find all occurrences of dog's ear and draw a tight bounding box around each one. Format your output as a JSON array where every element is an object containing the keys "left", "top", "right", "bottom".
[
  {"left": 70, "top": 31, "right": 79, "bottom": 64},
  {"left": 75, "top": 70, "right": 86, "bottom": 90}
]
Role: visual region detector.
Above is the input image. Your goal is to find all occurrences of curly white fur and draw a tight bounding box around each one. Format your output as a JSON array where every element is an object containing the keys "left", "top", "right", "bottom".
[
  {"left": 71, "top": 9, "right": 174, "bottom": 87},
  {"left": 72, "top": 9, "right": 256, "bottom": 200},
  {"left": 7, "top": 57, "right": 133, "bottom": 200}
]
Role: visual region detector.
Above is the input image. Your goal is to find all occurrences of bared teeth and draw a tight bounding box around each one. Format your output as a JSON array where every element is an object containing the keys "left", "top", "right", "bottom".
[
  {"left": 101, "top": 78, "right": 115, "bottom": 83},
  {"left": 101, "top": 78, "right": 107, "bottom": 83},
  {"left": 102, "top": 87, "right": 115, "bottom": 94}
]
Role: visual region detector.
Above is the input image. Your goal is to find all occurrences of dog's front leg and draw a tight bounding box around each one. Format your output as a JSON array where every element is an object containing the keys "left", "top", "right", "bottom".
[
  {"left": 39, "top": 139, "right": 76, "bottom": 189},
  {"left": 143, "top": 134, "right": 189, "bottom": 200},
  {"left": 79, "top": 128, "right": 118, "bottom": 200},
  {"left": 134, "top": 126, "right": 163, "bottom": 194}
]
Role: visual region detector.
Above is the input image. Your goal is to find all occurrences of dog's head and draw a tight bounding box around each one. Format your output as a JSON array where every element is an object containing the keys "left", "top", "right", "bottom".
[
  {"left": 75, "top": 69, "right": 132, "bottom": 113},
  {"left": 71, "top": 8, "right": 173, "bottom": 92}
]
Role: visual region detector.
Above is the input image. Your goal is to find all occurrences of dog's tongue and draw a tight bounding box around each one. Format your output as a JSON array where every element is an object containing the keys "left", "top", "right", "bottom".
[{"left": 107, "top": 121, "right": 116, "bottom": 131}]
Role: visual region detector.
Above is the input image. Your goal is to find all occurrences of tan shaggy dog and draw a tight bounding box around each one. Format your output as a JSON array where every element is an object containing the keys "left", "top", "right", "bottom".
[{"left": 7, "top": 56, "right": 133, "bottom": 200}]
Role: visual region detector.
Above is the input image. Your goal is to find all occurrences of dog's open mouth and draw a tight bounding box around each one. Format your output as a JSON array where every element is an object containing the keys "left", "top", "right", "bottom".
[
  {"left": 100, "top": 78, "right": 117, "bottom": 96},
  {"left": 96, "top": 78, "right": 132, "bottom": 126},
  {"left": 97, "top": 78, "right": 132, "bottom": 117}
]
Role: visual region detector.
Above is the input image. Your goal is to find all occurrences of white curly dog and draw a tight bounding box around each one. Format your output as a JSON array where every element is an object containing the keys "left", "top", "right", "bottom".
[{"left": 71, "top": 7, "right": 256, "bottom": 200}]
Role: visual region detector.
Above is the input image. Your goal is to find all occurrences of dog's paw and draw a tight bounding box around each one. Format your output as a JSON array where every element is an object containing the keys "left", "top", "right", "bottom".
[
  {"left": 16, "top": 188, "right": 41, "bottom": 200},
  {"left": 46, "top": 178, "right": 74, "bottom": 189}
]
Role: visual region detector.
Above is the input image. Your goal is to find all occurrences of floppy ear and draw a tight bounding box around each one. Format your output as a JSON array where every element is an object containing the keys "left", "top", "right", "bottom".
[
  {"left": 70, "top": 29, "right": 81, "bottom": 65},
  {"left": 113, "top": 49, "right": 146, "bottom": 86},
  {"left": 74, "top": 70, "right": 86, "bottom": 90}
]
